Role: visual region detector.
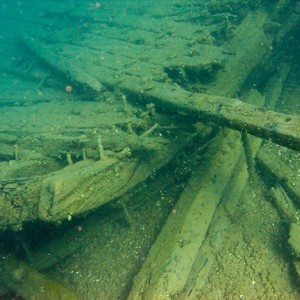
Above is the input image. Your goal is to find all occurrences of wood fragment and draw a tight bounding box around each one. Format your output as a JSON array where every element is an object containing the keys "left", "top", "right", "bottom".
[
  {"left": 20, "top": 21, "right": 300, "bottom": 151},
  {"left": 131, "top": 84, "right": 300, "bottom": 151},
  {"left": 129, "top": 90, "right": 265, "bottom": 299},
  {"left": 129, "top": 132, "right": 243, "bottom": 298},
  {"left": 0, "top": 250, "right": 80, "bottom": 300},
  {"left": 270, "top": 185, "right": 300, "bottom": 224},
  {"left": 257, "top": 143, "right": 300, "bottom": 204},
  {"left": 289, "top": 223, "right": 300, "bottom": 258},
  {"left": 241, "top": 131, "right": 257, "bottom": 185}
]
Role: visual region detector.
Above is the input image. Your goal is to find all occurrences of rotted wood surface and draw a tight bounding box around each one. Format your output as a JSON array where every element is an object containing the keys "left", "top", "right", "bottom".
[
  {"left": 128, "top": 89, "right": 266, "bottom": 300},
  {"left": 132, "top": 84, "right": 300, "bottom": 151},
  {"left": 0, "top": 48, "right": 204, "bottom": 228},
  {"left": 257, "top": 143, "right": 300, "bottom": 203},
  {"left": 0, "top": 249, "right": 80, "bottom": 300},
  {"left": 20, "top": 9, "right": 300, "bottom": 151},
  {"left": 129, "top": 3, "right": 299, "bottom": 298},
  {"left": 0, "top": 125, "right": 195, "bottom": 226},
  {"left": 0, "top": 0, "right": 299, "bottom": 298}
]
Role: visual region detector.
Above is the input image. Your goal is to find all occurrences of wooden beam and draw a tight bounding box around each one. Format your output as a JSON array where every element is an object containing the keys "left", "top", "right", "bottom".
[{"left": 125, "top": 82, "right": 300, "bottom": 151}]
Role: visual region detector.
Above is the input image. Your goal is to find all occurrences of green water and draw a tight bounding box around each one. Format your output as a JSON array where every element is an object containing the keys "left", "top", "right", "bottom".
[{"left": 0, "top": 0, "right": 299, "bottom": 299}]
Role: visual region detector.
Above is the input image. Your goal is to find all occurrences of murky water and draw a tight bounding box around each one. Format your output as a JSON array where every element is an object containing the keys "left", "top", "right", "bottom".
[{"left": 0, "top": 0, "right": 299, "bottom": 299}]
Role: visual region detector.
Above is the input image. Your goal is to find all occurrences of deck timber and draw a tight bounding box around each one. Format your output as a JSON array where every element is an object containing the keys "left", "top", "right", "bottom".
[
  {"left": 19, "top": 2, "right": 300, "bottom": 151},
  {"left": 1, "top": 0, "right": 300, "bottom": 298}
]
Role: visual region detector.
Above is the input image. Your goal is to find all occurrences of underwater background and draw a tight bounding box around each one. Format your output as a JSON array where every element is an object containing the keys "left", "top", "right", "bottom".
[{"left": 0, "top": 0, "right": 300, "bottom": 299}]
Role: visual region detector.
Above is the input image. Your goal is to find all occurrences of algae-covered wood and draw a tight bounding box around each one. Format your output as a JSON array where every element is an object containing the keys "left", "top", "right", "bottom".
[
  {"left": 20, "top": 10, "right": 300, "bottom": 150},
  {"left": 0, "top": 0, "right": 300, "bottom": 299},
  {"left": 257, "top": 143, "right": 300, "bottom": 203},
  {"left": 0, "top": 91, "right": 198, "bottom": 227}
]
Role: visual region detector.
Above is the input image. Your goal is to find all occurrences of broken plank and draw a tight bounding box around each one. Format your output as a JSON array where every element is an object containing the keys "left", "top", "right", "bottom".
[
  {"left": 0, "top": 249, "right": 80, "bottom": 300},
  {"left": 26, "top": 34, "right": 300, "bottom": 150},
  {"left": 24, "top": 34, "right": 300, "bottom": 151},
  {"left": 129, "top": 130, "right": 244, "bottom": 298},
  {"left": 132, "top": 82, "right": 300, "bottom": 151},
  {"left": 20, "top": 8, "right": 300, "bottom": 152},
  {"left": 257, "top": 143, "right": 300, "bottom": 203}
]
